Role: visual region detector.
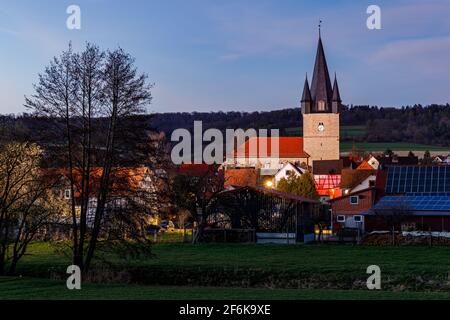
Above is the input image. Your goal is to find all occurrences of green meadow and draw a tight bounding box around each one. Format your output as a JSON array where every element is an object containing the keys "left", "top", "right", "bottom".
[{"left": 1, "top": 242, "right": 449, "bottom": 300}]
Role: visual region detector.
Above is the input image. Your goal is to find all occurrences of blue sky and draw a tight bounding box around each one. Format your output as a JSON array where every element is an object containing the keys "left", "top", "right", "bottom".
[{"left": 1, "top": 0, "right": 450, "bottom": 114}]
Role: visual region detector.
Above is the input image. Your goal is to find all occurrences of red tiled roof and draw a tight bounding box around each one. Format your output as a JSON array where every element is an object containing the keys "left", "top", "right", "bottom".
[
  {"left": 328, "top": 187, "right": 375, "bottom": 202},
  {"left": 178, "top": 164, "right": 218, "bottom": 177},
  {"left": 313, "top": 160, "right": 343, "bottom": 175},
  {"left": 234, "top": 137, "right": 308, "bottom": 158},
  {"left": 340, "top": 168, "right": 376, "bottom": 189},
  {"left": 357, "top": 160, "right": 375, "bottom": 170},
  {"left": 42, "top": 167, "right": 149, "bottom": 198}
]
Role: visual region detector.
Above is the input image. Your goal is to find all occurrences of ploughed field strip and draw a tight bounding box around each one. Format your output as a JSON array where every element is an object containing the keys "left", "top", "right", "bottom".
[{"left": 11, "top": 242, "right": 450, "bottom": 292}]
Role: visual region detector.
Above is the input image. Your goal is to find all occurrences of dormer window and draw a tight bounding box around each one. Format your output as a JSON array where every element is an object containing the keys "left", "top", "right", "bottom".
[{"left": 318, "top": 100, "right": 326, "bottom": 111}]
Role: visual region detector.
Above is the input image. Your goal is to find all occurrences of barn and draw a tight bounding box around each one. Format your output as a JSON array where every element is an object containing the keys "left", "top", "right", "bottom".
[
  {"left": 364, "top": 165, "right": 450, "bottom": 232},
  {"left": 204, "top": 186, "right": 323, "bottom": 244}
]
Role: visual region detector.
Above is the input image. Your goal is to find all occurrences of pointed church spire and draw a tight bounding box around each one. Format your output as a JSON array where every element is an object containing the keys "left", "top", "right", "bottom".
[
  {"left": 301, "top": 74, "right": 312, "bottom": 102},
  {"left": 310, "top": 31, "right": 333, "bottom": 111},
  {"left": 301, "top": 74, "right": 312, "bottom": 114},
  {"left": 332, "top": 73, "right": 341, "bottom": 102},
  {"left": 331, "top": 73, "right": 341, "bottom": 113}
]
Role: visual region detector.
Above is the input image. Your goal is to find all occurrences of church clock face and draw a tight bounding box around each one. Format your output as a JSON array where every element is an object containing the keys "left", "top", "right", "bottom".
[{"left": 317, "top": 123, "right": 325, "bottom": 132}]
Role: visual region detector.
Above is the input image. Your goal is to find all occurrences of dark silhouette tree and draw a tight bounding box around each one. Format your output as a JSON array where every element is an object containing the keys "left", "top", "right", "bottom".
[{"left": 25, "top": 43, "right": 154, "bottom": 272}]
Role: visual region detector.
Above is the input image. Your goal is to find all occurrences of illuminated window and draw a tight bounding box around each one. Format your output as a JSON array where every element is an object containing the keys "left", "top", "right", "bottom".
[{"left": 318, "top": 100, "right": 326, "bottom": 111}]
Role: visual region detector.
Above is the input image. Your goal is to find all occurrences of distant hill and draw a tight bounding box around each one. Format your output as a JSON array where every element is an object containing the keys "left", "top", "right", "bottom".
[
  {"left": 2, "top": 104, "right": 450, "bottom": 148},
  {"left": 149, "top": 104, "right": 450, "bottom": 147}
]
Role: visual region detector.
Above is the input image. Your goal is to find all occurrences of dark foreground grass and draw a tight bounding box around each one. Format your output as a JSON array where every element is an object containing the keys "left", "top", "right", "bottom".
[{"left": 1, "top": 276, "right": 449, "bottom": 300}]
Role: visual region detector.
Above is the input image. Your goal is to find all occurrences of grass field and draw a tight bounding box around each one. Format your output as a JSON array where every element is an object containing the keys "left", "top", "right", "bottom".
[
  {"left": 284, "top": 126, "right": 449, "bottom": 153},
  {"left": 285, "top": 125, "right": 366, "bottom": 137},
  {"left": 1, "top": 276, "right": 450, "bottom": 300},
  {"left": 4, "top": 242, "right": 450, "bottom": 300},
  {"left": 339, "top": 142, "right": 450, "bottom": 153},
  {"left": 16, "top": 242, "right": 450, "bottom": 274}
]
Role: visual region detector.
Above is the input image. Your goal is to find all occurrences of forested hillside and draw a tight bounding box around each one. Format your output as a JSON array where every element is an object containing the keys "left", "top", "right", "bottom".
[
  {"left": 2, "top": 104, "right": 450, "bottom": 147},
  {"left": 150, "top": 104, "right": 450, "bottom": 147}
]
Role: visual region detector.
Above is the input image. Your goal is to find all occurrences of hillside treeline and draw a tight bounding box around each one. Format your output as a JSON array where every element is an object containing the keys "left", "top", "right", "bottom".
[{"left": 2, "top": 103, "right": 450, "bottom": 147}]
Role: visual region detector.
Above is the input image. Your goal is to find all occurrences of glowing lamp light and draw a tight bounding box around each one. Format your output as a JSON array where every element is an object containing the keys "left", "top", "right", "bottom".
[{"left": 265, "top": 181, "right": 274, "bottom": 188}]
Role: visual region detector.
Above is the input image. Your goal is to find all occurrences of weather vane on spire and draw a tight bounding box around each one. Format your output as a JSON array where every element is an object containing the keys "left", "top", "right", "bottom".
[{"left": 319, "top": 20, "right": 323, "bottom": 37}]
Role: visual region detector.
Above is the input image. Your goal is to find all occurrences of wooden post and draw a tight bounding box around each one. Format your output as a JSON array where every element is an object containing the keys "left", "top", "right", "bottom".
[{"left": 429, "top": 227, "right": 433, "bottom": 247}]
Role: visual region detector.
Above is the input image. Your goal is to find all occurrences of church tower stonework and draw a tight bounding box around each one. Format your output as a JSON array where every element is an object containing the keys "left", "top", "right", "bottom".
[{"left": 302, "top": 34, "right": 340, "bottom": 162}]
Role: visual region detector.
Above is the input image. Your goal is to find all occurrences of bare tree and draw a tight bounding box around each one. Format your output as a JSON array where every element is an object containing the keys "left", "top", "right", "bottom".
[
  {"left": 372, "top": 200, "right": 412, "bottom": 245},
  {"left": 0, "top": 143, "right": 63, "bottom": 275},
  {"left": 171, "top": 165, "right": 224, "bottom": 243},
  {"left": 25, "top": 43, "right": 154, "bottom": 272}
]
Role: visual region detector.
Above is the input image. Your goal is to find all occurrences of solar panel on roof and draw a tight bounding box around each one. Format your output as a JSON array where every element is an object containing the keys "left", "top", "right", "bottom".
[
  {"left": 385, "top": 166, "right": 450, "bottom": 194},
  {"left": 374, "top": 195, "right": 450, "bottom": 212}
]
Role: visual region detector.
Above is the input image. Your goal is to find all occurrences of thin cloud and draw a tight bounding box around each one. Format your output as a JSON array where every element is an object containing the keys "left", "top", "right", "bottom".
[
  {"left": 0, "top": 26, "right": 19, "bottom": 36},
  {"left": 382, "top": 0, "right": 450, "bottom": 36},
  {"left": 370, "top": 37, "right": 450, "bottom": 75}
]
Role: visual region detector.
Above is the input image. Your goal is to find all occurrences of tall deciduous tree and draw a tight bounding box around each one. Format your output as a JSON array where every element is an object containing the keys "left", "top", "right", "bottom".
[
  {"left": 422, "top": 150, "right": 432, "bottom": 165},
  {"left": 171, "top": 166, "right": 224, "bottom": 243},
  {"left": 372, "top": 201, "right": 412, "bottom": 246},
  {"left": 25, "top": 43, "right": 153, "bottom": 272}
]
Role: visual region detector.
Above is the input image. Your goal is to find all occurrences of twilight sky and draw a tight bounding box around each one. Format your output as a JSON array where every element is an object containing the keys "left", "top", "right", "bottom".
[{"left": 1, "top": 0, "right": 450, "bottom": 114}]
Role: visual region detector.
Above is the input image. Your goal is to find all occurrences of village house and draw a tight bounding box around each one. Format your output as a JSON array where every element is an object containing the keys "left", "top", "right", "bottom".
[
  {"left": 364, "top": 165, "right": 450, "bottom": 232},
  {"left": 330, "top": 165, "right": 450, "bottom": 234},
  {"left": 329, "top": 187, "right": 376, "bottom": 232},
  {"left": 340, "top": 168, "right": 377, "bottom": 196},
  {"left": 48, "top": 166, "right": 160, "bottom": 225},
  {"left": 357, "top": 156, "right": 379, "bottom": 170},
  {"left": 224, "top": 137, "right": 310, "bottom": 172},
  {"left": 433, "top": 155, "right": 450, "bottom": 164},
  {"left": 312, "top": 159, "right": 343, "bottom": 200},
  {"left": 274, "top": 162, "right": 306, "bottom": 187}
]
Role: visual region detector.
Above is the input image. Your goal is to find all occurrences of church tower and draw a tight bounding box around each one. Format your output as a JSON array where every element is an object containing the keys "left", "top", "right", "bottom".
[{"left": 302, "top": 32, "right": 340, "bottom": 161}]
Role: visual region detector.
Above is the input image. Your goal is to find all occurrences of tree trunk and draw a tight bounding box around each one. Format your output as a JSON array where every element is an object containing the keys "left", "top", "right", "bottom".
[{"left": 392, "top": 225, "right": 395, "bottom": 246}]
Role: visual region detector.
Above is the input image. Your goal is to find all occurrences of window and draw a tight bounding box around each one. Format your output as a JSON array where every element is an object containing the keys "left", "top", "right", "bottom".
[
  {"left": 369, "top": 180, "right": 376, "bottom": 187},
  {"left": 337, "top": 215, "right": 346, "bottom": 223},
  {"left": 64, "top": 189, "right": 71, "bottom": 199},
  {"left": 285, "top": 170, "right": 292, "bottom": 176},
  {"left": 318, "top": 100, "right": 326, "bottom": 111},
  {"left": 350, "top": 196, "right": 359, "bottom": 205},
  {"left": 354, "top": 215, "right": 363, "bottom": 223}
]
